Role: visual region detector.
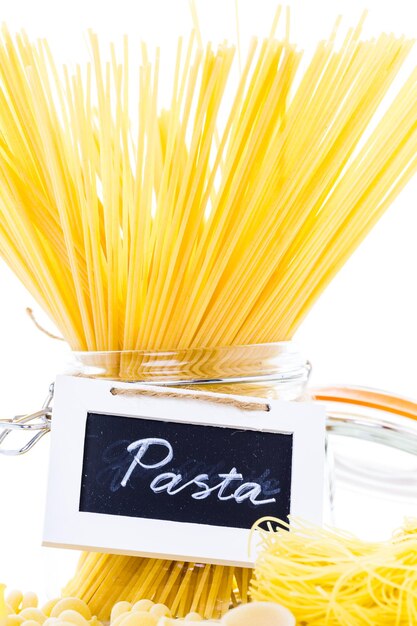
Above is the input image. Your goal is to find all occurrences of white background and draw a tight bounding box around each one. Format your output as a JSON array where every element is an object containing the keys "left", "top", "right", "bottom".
[{"left": 1, "top": 0, "right": 417, "bottom": 597}]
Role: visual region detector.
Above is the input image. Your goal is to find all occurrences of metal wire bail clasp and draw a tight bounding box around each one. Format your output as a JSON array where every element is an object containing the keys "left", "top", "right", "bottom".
[{"left": 0, "top": 383, "right": 53, "bottom": 455}]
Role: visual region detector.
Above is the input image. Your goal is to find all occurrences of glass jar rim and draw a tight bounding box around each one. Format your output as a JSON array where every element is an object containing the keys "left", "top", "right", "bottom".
[
  {"left": 72, "top": 339, "right": 299, "bottom": 357},
  {"left": 70, "top": 340, "right": 311, "bottom": 385}
]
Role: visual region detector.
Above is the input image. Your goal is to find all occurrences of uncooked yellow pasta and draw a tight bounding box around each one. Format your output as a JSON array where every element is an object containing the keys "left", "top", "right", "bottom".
[
  {"left": 0, "top": 587, "right": 294, "bottom": 626},
  {"left": 2, "top": 7, "right": 417, "bottom": 624},
  {"left": 1, "top": 15, "right": 417, "bottom": 353},
  {"left": 252, "top": 517, "right": 417, "bottom": 626}
]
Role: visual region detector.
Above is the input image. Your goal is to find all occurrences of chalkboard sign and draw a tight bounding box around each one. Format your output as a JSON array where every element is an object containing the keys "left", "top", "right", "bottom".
[
  {"left": 80, "top": 413, "right": 293, "bottom": 529},
  {"left": 43, "top": 376, "right": 325, "bottom": 566}
]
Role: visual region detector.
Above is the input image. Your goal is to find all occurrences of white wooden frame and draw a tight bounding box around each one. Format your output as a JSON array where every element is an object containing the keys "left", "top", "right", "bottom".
[{"left": 43, "top": 375, "right": 325, "bottom": 567}]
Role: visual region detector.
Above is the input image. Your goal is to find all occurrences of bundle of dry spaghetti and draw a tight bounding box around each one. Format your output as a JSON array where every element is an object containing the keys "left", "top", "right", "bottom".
[
  {"left": 2, "top": 13, "right": 417, "bottom": 355},
  {"left": 251, "top": 517, "right": 417, "bottom": 625},
  {"left": 2, "top": 6, "right": 417, "bottom": 621},
  {"left": 64, "top": 555, "right": 250, "bottom": 620}
]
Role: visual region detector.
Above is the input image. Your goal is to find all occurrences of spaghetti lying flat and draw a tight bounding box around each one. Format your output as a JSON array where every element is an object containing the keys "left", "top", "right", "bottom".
[
  {"left": 2, "top": 9, "right": 417, "bottom": 622},
  {"left": 252, "top": 517, "right": 417, "bottom": 626}
]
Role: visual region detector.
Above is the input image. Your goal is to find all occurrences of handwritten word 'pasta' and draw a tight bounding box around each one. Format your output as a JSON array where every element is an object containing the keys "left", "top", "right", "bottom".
[{"left": 121, "top": 437, "right": 278, "bottom": 506}]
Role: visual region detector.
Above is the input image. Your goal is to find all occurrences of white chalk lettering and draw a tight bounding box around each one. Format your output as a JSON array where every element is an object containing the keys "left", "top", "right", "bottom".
[
  {"left": 233, "top": 482, "right": 277, "bottom": 506},
  {"left": 121, "top": 437, "right": 173, "bottom": 487},
  {"left": 150, "top": 472, "right": 182, "bottom": 493},
  {"left": 192, "top": 468, "right": 243, "bottom": 500},
  {"left": 120, "top": 437, "right": 277, "bottom": 506}
]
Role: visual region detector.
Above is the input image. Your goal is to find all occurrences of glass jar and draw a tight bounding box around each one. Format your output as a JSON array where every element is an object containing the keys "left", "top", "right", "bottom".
[
  {"left": 58, "top": 342, "right": 312, "bottom": 620},
  {"left": 70, "top": 341, "right": 311, "bottom": 398},
  {"left": 42, "top": 343, "right": 417, "bottom": 619},
  {"left": 315, "top": 385, "right": 417, "bottom": 540}
]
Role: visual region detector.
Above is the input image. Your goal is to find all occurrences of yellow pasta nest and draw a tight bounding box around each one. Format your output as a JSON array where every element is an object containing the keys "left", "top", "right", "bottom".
[{"left": 251, "top": 517, "right": 417, "bottom": 626}]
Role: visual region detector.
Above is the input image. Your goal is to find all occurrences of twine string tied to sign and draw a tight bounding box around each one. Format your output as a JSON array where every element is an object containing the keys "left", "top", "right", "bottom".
[
  {"left": 26, "top": 307, "right": 65, "bottom": 341},
  {"left": 110, "top": 386, "right": 271, "bottom": 412}
]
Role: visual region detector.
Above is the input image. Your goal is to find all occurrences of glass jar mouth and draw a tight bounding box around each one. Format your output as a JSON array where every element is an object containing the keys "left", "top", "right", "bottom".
[
  {"left": 70, "top": 341, "right": 311, "bottom": 386},
  {"left": 72, "top": 339, "right": 296, "bottom": 357}
]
